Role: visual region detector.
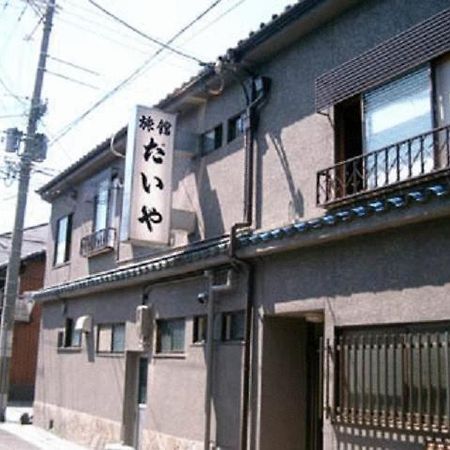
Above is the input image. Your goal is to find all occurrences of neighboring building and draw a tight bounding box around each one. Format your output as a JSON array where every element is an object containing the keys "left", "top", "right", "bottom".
[
  {"left": 0, "top": 223, "right": 47, "bottom": 402},
  {"left": 33, "top": 1, "right": 450, "bottom": 449}
]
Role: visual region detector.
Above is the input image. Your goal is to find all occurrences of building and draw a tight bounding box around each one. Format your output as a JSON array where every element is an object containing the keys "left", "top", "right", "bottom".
[
  {"left": 0, "top": 223, "right": 47, "bottom": 402},
  {"left": 34, "top": 0, "right": 450, "bottom": 449}
]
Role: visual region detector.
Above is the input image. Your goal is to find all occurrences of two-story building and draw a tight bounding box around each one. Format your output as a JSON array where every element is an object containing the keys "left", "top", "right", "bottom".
[{"left": 34, "top": 0, "right": 450, "bottom": 449}]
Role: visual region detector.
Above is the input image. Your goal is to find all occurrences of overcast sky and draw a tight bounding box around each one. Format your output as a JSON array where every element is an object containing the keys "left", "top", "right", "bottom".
[{"left": 0, "top": 0, "right": 293, "bottom": 233}]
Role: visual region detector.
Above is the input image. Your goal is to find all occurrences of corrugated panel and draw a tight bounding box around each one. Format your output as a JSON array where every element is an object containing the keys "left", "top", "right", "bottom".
[{"left": 315, "top": 8, "right": 450, "bottom": 111}]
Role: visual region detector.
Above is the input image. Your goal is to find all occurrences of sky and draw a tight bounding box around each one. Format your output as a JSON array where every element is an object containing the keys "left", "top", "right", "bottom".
[{"left": 0, "top": 0, "right": 293, "bottom": 233}]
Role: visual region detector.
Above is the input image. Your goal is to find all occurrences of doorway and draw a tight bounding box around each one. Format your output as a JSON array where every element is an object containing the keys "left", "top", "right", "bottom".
[{"left": 259, "top": 316, "right": 323, "bottom": 450}]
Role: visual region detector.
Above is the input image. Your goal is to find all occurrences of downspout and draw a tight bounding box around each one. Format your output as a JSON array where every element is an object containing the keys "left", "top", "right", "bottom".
[
  {"left": 228, "top": 76, "right": 270, "bottom": 450},
  {"left": 203, "top": 67, "right": 270, "bottom": 449},
  {"left": 204, "top": 268, "right": 235, "bottom": 450}
]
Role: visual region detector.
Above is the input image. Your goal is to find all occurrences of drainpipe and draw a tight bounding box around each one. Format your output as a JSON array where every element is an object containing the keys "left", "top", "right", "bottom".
[
  {"left": 204, "top": 268, "right": 235, "bottom": 449},
  {"left": 228, "top": 75, "right": 270, "bottom": 450}
]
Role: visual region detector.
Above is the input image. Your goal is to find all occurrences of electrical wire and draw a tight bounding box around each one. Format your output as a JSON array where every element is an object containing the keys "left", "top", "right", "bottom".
[
  {"left": 87, "top": 0, "right": 209, "bottom": 66},
  {"left": 50, "top": 0, "right": 225, "bottom": 145}
]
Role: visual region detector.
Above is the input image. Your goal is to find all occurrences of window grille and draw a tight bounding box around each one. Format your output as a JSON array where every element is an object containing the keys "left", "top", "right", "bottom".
[{"left": 326, "top": 326, "right": 450, "bottom": 436}]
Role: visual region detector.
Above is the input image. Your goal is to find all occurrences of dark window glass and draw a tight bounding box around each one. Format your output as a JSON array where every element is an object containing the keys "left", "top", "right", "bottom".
[
  {"left": 156, "top": 318, "right": 185, "bottom": 353},
  {"left": 193, "top": 315, "right": 207, "bottom": 343},
  {"left": 222, "top": 311, "right": 245, "bottom": 341},
  {"left": 227, "top": 113, "right": 245, "bottom": 142},
  {"left": 201, "top": 124, "right": 223, "bottom": 154},
  {"left": 64, "top": 318, "right": 81, "bottom": 348},
  {"left": 138, "top": 357, "right": 148, "bottom": 405}
]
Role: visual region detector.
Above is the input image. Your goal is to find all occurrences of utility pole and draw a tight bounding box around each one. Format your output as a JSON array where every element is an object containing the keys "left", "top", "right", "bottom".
[{"left": 0, "top": 0, "right": 55, "bottom": 421}]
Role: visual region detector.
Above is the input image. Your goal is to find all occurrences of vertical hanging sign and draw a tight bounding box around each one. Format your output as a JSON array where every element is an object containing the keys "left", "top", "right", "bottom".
[{"left": 121, "top": 105, "right": 176, "bottom": 246}]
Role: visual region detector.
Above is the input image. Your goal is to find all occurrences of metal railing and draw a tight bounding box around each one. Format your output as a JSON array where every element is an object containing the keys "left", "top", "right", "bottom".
[
  {"left": 317, "top": 125, "right": 450, "bottom": 206},
  {"left": 80, "top": 227, "right": 116, "bottom": 257},
  {"left": 326, "top": 331, "right": 450, "bottom": 436}
]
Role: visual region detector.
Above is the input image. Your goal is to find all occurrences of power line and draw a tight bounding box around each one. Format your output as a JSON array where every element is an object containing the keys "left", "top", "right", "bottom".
[
  {"left": 47, "top": 55, "right": 99, "bottom": 76},
  {"left": 87, "top": 0, "right": 209, "bottom": 66},
  {"left": 44, "top": 69, "right": 99, "bottom": 90},
  {"left": 50, "top": 0, "right": 224, "bottom": 145}
]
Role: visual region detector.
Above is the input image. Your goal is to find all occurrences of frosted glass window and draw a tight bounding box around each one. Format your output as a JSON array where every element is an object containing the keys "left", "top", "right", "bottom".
[{"left": 363, "top": 66, "right": 433, "bottom": 187}]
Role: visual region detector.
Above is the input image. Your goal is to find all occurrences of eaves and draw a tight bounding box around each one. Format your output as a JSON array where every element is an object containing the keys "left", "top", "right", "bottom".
[{"left": 33, "top": 182, "right": 450, "bottom": 302}]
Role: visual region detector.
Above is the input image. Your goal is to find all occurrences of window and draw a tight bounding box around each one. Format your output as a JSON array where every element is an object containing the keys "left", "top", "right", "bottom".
[
  {"left": 201, "top": 124, "right": 223, "bottom": 154},
  {"left": 193, "top": 315, "right": 207, "bottom": 343},
  {"left": 54, "top": 214, "right": 72, "bottom": 265},
  {"left": 221, "top": 311, "right": 245, "bottom": 342},
  {"left": 93, "top": 178, "right": 110, "bottom": 232},
  {"left": 156, "top": 318, "right": 185, "bottom": 353},
  {"left": 227, "top": 112, "right": 245, "bottom": 143},
  {"left": 97, "top": 323, "right": 125, "bottom": 353},
  {"left": 321, "top": 58, "right": 450, "bottom": 205},
  {"left": 331, "top": 322, "right": 450, "bottom": 434},
  {"left": 60, "top": 318, "right": 81, "bottom": 348}
]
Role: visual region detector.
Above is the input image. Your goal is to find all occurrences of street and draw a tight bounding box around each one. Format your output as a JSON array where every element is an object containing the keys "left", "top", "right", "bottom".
[{"left": 0, "top": 427, "right": 38, "bottom": 450}]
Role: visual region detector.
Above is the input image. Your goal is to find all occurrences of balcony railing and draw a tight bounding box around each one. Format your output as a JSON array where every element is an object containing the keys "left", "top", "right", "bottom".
[
  {"left": 317, "top": 125, "right": 450, "bottom": 206},
  {"left": 80, "top": 227, "right": 116, "bottom": 257}
]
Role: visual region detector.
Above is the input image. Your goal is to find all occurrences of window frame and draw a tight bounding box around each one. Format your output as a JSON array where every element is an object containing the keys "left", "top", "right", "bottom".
[
  {"left": 156, "top": 318, "right": 186, "bottom": 354},
  {"left": 53, "top": 214, "right": 73, "bottom": 266},
  {"left": 60, "top": 318, "right": 81, "bottom": 349},
  {"left": 93, "top": 177, "right": 110, "bottom": 233},
  {"left": 201, "top": 124, "right": 223, "bottom": 154},
  {"left": 221, "top": 310, "right": 245, "bottom": 342},
  {"left": 193, "top": 315, "right": 207, "bottom": 344},
  {"left": 96, "top": 323, "right": 126, "bottom": 354},
  {"left": 227, "top": 112, "right": 245, "bottom": 143}
]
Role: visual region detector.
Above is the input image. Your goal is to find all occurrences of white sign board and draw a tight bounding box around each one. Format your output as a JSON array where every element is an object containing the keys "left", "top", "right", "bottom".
[{"left": 121, "top": 105, "right": 176, "bottom": 246}]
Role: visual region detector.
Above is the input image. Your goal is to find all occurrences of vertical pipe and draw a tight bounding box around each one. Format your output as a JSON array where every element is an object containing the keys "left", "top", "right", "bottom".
[
  {"left": 392, "top": 335, "right": 397, "bottom": 427},
  {"left": 204, "top": 271, "right": 215, "bottom": 450},
  {"left": 444, "top": 332, "right": 449, "bottom": 431},
  {"left": 384, "top": 335, "right": 388, "bottom": 426},
  {"left": 361, "top": 336, "right": 365, "bottom": 424},
  {"left": 427, "top": 334, "right": 432, "bottom": 430},
  {"left": 345, "top": 337, "right": 350, "bottom": 421},
  {"left": 436, "top": 333, "right": 441, "bottom": 432},
  {"left": 408, "top": 334, "right": 413, "bottom": 429},
  {"left": 418, "top": 334, "right": 423, "bottom": 431},
  {"left": 368, "top": 335, "right": 373, "bottom": 426}
]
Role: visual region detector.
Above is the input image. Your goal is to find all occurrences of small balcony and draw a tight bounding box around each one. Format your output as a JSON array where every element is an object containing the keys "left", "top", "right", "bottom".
[
  {"left": 317, "top": 125, "right": 450, "bottom": 207},
  {"left": 80, "top": 227, "right": 116, "bottom": 257}
]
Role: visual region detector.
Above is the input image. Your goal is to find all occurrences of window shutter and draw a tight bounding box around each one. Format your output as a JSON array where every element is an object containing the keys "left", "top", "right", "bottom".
[{"left": 315, "top": 8, "right": 450, "bottom": 111}]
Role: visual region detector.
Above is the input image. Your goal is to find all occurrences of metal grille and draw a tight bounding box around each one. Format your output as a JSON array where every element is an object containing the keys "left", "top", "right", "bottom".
[
  {"left": 326, "top": 329, "right": 450, "bottom": 436},
  {"left": 80, "top": 227, "right": 116, "bottom": 257},
  {"left": 315, "top": 8, "right": 450, "bottom": 111},
  {"left": 316, "top": 125, "right": 450, "bottom": 206}
]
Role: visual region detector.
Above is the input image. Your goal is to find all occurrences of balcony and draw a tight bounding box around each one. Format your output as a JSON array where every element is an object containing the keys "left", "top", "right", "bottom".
[
  {"left": 317, "top": 125, "right": 450, "bottom": 207},
  {"left": 80, "top": 227, "right": 116, "bottom": 257}
]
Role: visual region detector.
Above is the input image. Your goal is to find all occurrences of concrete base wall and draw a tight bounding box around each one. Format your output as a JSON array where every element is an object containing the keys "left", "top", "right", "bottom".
[
  {"left": 33, "top": 401, "right": 121, "bottom": 449},
  {"left": 143, "top": 429, "right": 203, "bottom": 450}
]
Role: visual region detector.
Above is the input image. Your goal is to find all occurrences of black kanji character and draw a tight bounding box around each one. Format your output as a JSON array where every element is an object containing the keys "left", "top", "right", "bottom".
[
  {"left": 140, "top": 174, "right": 164, "bottom": 194},
  {"left": 157, "top": 119, "right": 172, "bottom": 136},
  {"left": 139, "top": 115, "right": 154, "bottom": 132},
  {"left": 143, "top": 137, "right": 165, "bottom": 164},
  {"left": 138, "top": 205, "right": 163, "bottom": 232}
]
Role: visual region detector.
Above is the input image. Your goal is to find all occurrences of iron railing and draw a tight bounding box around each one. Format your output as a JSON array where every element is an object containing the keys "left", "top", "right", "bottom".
[
  {"left": 80, "top": 227, "right": 116, "bottom": 257},
  {"left": 326, "top": 331, "right": 450, "bottom": 436},
  {"left": 317, "top": 125, "right": 450, "bottom": 206}
]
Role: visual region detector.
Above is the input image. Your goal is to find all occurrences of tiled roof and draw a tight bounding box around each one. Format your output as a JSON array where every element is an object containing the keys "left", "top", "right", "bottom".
[
  {"left": 38, "top": 0, "right": 321, "bottom": 197},
  {"left": 33, "top": 182, "right": 450, "bottom": 301},
  {"left": 0, "top": 223, "right": 47, "bottom": 269}
]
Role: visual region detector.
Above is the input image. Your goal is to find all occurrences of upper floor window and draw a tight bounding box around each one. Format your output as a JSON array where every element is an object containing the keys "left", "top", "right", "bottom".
[
  {"left": 227, "top": 112, "right": 245, "bottom": 143},
  {"left": 54, "top": 214, "right": 72, "bottom": 265},
  {"left": 318, "top": 55, "right": 450, "bottom": 206},
  {"left": 156, "top": 318, "right": 185, "bottom": 353},
  {"left": 201, "top": 124, "right": 223, "bottom": 154},
  {"left": 94, "top": 178, "right": 110, "bottom": 232},
  {"left": 193, "top": 315, "right": 207, "bottom": 344}
]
